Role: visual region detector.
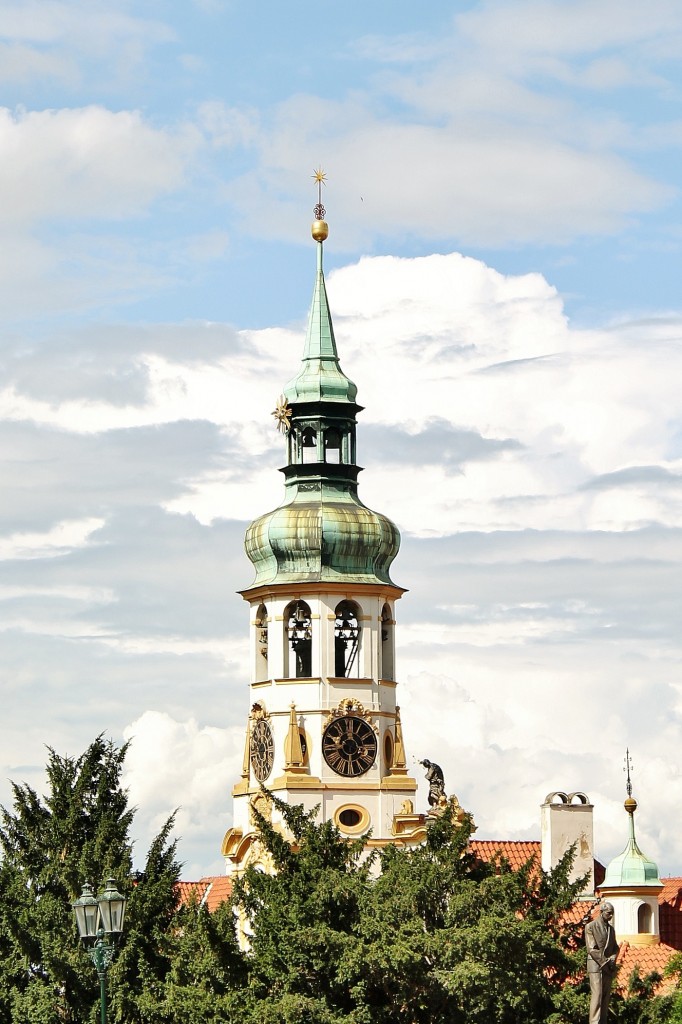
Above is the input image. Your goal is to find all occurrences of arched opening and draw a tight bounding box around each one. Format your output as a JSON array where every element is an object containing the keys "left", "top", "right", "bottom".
[
  {"left": 384, "top": 731, "right": 394, "bottom": 772},
  {"left": 301, "top": 427, "right": 317, "bottom": 463},
  {"left": 254, "top": 603, "right": 268, "bottom": 683},
  {"left": 381, "top": 603, "right": 395, "bottom": 681},
  {"left": 285, "top": 601, "right": 312, "bottom": 677},
  {"left": 334, "top": 600, "right": 361, "bottom": 677},
  {"left": 324, "top": 427, "right": 341, "bottom": 464},
  {"left": 638, "top": 903, "right": 653, "bottom": 934}
]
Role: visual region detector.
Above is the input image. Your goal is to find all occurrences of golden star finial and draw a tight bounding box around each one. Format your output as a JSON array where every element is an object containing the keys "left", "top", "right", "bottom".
[
  {"left": 272, "top": 394, "right": 292, "bottom": 434},
  {"left": 313, "top": 167, "right": 327, "bottom": 210}
]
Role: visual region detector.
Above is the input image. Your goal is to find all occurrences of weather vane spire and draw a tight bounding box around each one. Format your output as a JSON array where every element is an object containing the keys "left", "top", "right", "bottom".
[
  {"left": 311, "top": 168, "right": 329, "bottom": 242},
  {"left": 313, "top": 167, "right": 326, "bottom": 219},
  {"left": 624, "top": 748, "right": 633, "bottom": 798}
]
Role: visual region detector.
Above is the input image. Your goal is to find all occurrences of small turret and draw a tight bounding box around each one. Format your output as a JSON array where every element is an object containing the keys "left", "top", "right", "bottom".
[{"left": 599, "top": 750, "right": 662, "bottom": 947}]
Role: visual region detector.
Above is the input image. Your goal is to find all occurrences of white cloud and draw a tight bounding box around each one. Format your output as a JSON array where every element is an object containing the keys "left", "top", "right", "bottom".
[
  {"left": 0, "top": 517, "right": 104, "bottom": 559},
  {"left": 2, "top": 247, "right": 682, "bottom": 877},
  {"left": 223, "top": 0, "right": 681, "bottom": 250},
  {"left": 122, "top": 711, "right": 244, "bottom": 876},
  {"left": 0, "top": 106, "right": 198, "bottom": 227},
  {"left": 0, "top": 1, "right": 174, "bottom": 87}
]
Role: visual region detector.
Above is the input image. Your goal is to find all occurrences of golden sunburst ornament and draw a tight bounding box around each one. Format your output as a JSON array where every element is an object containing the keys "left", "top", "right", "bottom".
[{"left": 272, "top": 395, "right": 292, "bottom": 434}]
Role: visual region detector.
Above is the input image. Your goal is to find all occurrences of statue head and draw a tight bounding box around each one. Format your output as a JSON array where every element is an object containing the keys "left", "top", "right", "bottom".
[
  {"left": 420, "top": 759, "right": 431, "bottom": 768},
  {"left": 600, "top": 901, "right": 614, "bottom": 921}
]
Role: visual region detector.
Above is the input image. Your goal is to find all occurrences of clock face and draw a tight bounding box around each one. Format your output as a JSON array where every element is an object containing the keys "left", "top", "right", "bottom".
[
  {"left": 322, "top": 715, "right": 377, "bottom": 777},
  {"left": 250, "top": 720, "right": 274, "bottom": 782}
]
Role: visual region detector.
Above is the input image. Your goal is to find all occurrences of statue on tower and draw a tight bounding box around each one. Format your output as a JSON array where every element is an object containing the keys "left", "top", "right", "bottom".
[{"left": 420, "top": 759, "right": 446, "bottom": 809}]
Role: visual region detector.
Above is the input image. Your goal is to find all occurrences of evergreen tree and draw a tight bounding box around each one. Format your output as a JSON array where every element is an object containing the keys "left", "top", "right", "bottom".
[
  {"left": 0, "top": 735, "right": 182, "bottom": 1024},
  {"left": 230, "top": 794, "right": 591, "bottom": 1024}
]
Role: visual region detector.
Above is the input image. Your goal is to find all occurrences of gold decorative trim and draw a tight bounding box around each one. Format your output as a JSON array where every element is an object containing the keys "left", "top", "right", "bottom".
[
  {"left": 618, "top": 934, "right": 660, "bottom": 947},
  {"left": 334, "top": 803, "right": 370, "bottom": 835},
  {"left": 274, "top": 676, "right": 320, "bottom": 685},
  {"left": 240, "top": 582, "right": 407, "bottom": 602},
  {"left": 391, "top": 705, "right": 407, "bottom": 773},
  {"left": 235, "top": 778, "right": 417, "bottom": 795},
  {"left": 271, "top": 774, "right": 322, "bottom": 789},
  {"left": 284, "top": 702, "right": 306, "bottom": 773},
  {"left": 328, "top": 676, "right": 373, "bottom": 684},
  {"left": 251, "top": 701, "right": 270, "bottom": 721},
  {"left": 324, "top": 697, "right": 376, "bottom": 732},
  {"left": 598, "top": 885, "right": 664, "bottom": 896}
]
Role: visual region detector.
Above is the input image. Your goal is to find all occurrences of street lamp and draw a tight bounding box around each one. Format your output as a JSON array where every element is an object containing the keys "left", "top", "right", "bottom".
[{"left": 72, "top": 878, "right": 127, "bottom": 1024}]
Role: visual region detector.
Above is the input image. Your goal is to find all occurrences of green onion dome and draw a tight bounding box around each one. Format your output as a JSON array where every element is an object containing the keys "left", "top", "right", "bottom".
[
  {"left": 602, "top": 798, "right": 662, "bottom": 888},
  {"left": 245, "top": 488, "right": 401, "bottom": 587}
]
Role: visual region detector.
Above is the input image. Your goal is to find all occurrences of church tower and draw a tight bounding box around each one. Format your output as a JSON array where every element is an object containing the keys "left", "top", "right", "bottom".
[{"left": 222, "top": 177, "right": 424, "bottom": 875}]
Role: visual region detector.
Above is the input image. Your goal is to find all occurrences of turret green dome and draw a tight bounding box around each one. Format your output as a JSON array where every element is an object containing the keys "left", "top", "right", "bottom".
[
  {"left": 243, "top": 206, "right": 401, "bottom": 591},
  {"left": 245, "top": 487, "right": 400, "bottom": 587},
  {"left": 602, "top": 799, "right": 662, "bottom": 888}
]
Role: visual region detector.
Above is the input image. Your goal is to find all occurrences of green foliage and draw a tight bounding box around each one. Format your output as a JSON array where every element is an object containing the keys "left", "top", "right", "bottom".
[
  {"left": 230, "top": 795, "right": 590, "bottom": 1024},
  {"left": 0, "top": 743, "right": 673, "bottom": 1024},
  {"left": 607, "top": 967, "right": 673, "bottom": 1024},
  {"left": 0, "top": 735, "right": 183, "bottom": 1024}
]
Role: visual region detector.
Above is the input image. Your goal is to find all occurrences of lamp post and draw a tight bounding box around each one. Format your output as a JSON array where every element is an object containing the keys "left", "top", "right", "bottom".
[{"left": 72, "top": 878, "right": 127, "bottom": 1024}]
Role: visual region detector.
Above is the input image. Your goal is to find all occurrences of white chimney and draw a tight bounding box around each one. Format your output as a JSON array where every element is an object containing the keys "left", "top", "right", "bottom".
[{"left": 541, "top": 791, "right": 594, "bottom": 896}]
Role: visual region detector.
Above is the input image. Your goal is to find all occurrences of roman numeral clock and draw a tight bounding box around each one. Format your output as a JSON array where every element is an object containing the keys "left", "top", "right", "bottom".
[
  {"left": 221, "top": 175, "right": 425, "bottom": 877},
  {"left": 322, "top": 701, "right": 378, "bottom": 778}
]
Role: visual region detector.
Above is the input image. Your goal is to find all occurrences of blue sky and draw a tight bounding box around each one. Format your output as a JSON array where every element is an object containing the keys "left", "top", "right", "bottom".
[
  {"left": 2, "top": 0, "right": 682, "bottom": 878},
  {"left": 3, "top": 0, "right": 682, "bottom": 331}
]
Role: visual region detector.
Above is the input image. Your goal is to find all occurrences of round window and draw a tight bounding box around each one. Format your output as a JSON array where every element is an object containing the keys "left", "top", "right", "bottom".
[{"left": 338, "top": 808, "right": 362, "bottom": 827}]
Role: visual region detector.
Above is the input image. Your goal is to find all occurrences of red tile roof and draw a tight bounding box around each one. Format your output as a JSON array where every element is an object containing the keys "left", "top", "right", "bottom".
[
  {"left": 470, "top": 839, "right": 605, "bottom": 886},
  {"left": 177, "top": 880, "right": 209, "bottom": 906},
  {"left": 618, "top": 941, "right": 680, "bottom": 991},
  {"left": 659, "top": 877, "right": 682, "bottom": 951},
  {"left": 177, "top": 876, "right": 232, "bottom": 912},
  {"left": 202, "top": 875, "right": 233, "bottom": 912}
]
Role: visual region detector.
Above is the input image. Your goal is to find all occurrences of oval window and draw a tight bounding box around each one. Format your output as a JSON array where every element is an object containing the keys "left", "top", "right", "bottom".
[{"left": 338, "top": 808, "right": 362, "bottom": 827}]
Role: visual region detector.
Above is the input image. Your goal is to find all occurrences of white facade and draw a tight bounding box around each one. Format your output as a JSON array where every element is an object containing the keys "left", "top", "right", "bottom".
[{"left": 223, "top": 584, "right": 422, "bottom": 875}]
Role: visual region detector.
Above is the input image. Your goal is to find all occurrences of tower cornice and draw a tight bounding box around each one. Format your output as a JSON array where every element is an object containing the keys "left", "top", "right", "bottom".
[{"left": 239, "top": 580, "right": 407, "bottom": 603}]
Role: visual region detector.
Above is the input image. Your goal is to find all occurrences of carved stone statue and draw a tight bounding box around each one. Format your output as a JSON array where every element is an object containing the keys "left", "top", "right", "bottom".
[
  {"left": 585, "top": 901, "right": 619, "bottom": 1024},
  {"left": 420, "top": 759, "right": 446, "bottom": 809}
]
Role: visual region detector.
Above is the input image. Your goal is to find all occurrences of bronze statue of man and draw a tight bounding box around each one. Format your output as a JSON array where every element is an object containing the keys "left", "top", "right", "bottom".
[
  {"left": 585, "top": 901, "right": 619, "bottom": 1024},
  {"left": 419, "top": 759, "right": 445, "bottom": 808}
]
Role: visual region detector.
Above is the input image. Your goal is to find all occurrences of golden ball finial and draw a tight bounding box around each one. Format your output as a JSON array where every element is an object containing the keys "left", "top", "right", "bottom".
[
  {"left": 312, "top": 219, "right": 328, "bottom": 242},
  {"left": 311, "top": 166, "right": 328, "bottom": 243},
  {"left": 624, "top": 796, "right": 638, "bottom": 815}
]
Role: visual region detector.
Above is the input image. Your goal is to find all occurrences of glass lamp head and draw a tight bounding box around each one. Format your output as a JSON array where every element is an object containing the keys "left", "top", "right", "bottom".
[
  {"left": 72, "top": 882, "right": 99, "bottom": 939},
  {"left": 97, "top": 877, "right": 126, "bottom": 935}
]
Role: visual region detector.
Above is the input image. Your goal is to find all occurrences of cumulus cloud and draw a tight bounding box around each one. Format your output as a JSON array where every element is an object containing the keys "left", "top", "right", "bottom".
[
  {"left": 0, "top": 1, "right": 174, "bottom": 89},
  {"left": 3, "top": 249, "right": 682, "bottom": 875},
  {"left": 224, "top": 0, "right": 681, "bottom": 251},
  {"left": 0, "top": 106, "right": 197, "bottom": 227},
  {"left": 122, "top": 711, "right": 245, "bottom": 876}
]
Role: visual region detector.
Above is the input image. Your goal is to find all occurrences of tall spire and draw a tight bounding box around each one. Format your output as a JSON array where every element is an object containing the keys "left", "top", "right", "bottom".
[
  {"left": 242, "top": 170, "right": 401, "bottom": 590},
  {"left": 283, "top": 170, "right": 357, "bottom": 405}
]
